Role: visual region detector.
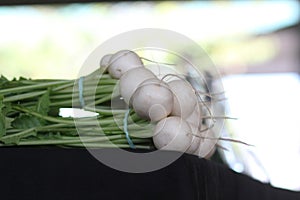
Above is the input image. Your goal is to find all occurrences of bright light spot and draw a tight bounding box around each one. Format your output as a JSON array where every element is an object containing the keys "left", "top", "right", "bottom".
[
  {"left": 233, "top": 163, "right": 244, "bottom": 173},
  {"left": 222, "top": 73, "right": 300, "bottom": 191},
  {"left": 60, "top": 108, "right": 98, "bottom": 118}
]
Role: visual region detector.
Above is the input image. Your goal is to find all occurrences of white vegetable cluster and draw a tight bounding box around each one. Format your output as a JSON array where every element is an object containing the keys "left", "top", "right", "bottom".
[{"left": 100, "top": 50, "right": 216, "bottom": 158}]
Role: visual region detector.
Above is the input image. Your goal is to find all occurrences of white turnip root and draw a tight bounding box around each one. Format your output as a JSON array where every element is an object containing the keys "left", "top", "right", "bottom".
[
  {"left": 119, "top": 67, "right": 156, "bottom": 105},
  {"left": 203, "top": 145, "right": 216, "bottom": 159},
  {"left": 186, "top": 124, "right": 202, "bottom": 154},
  {"left": 100, "top": 54, "right": 112, "bottom": 68},
  {"left": 192, "top": 125, "right": 217, "bottom": 158},
  {"left": 146, "top": 63, "right": 180, "bottom": 82},
  {"left": 108, "top": 50, "right": 143, "bottom": 79},
  {"left": 186, "top": 131, "right": 202, "bottom": 154},
  {"left": 186, "top": 123, "right": 203, "bottom": 154},
  {"left": 153, "top": 116, "right": 193, "bottom": 152},
  {"left": 131, "top": 78, "right": 173, "bottom": 122},
  {"left": 185, "top": 103, "right": 203, "bottom": 154},
  {"left": 168, "top": 79, "right": 198, "bottom": 118},
  {"left": 185, "top": 102, "right": 202, "bottom": 130}
]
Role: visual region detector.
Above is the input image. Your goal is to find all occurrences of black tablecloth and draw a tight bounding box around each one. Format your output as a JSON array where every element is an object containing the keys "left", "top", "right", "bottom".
[{"left": 0, "top": 148, "right": 299, "bottom": 200}]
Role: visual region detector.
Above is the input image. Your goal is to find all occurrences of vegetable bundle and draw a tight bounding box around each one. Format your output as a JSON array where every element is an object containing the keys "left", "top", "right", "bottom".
[{"left": 1, "top": 49, "right": 223, "bottom": 158}]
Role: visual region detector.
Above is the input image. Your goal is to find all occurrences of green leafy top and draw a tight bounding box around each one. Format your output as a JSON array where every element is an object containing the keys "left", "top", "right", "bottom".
[
  {"left": 0, "top": 75, "right": 9, "bottom": 87},
  {"left": 0, "top": 95, "right": 5, "bottom": 137},
  {"left": 36, "top": 91, "right": 50, "bottom": 116}
]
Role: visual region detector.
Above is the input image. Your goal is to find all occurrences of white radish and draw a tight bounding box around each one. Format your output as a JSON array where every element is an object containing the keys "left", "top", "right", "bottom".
[
  {"left": 185, "top": 103, "right": 202, "bottom": 154},
  {"left": 146, "top": 63, "right": 180, "bottom": 82},
  {"left": 185, "top": 102, "right": 202, "bottom": 129},
  {"left": 203, "top": 145, "right": 216, "bottom": 159},
  {"left": 168, "top": 79, "right": 197, "bottom": 118},
  {"left": 193, "top": 125, "right": 217, "bottom": 158},
  {"left": 186, "top": 133, "right": 202, "bottom": 154},
  {"left": 119, "top": 67, "right": 156, "bottom": 105},
  {"left": 131, "top": 78, "right": 173, "bottom": 122},
  {"left": 100, "top": 54, "right": 112, "bottom": 69},
  {"left": 108, "top": 50, "right": 143, "bottom": 79},
  {"left": 153, "top": 116, "right": 193, "bottom": 152}
]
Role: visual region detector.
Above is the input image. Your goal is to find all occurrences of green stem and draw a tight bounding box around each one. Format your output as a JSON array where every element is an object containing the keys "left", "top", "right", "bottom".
[
  {"left": 86, "top": 94, "right": 116, "bottom": 107},
  {"left": 16, "top": 135, "right": 122, "bottom": 146},
  {"left": 64, "top": 143, "right": 152, "bottom": 149},
  {"left": 112, "top": 138, "right": 151, "bottom": 144},
  {"left": 12, "top": 105, "right": 118, "bottom": 126},
  {"left": 36, "top": 123, "right": 74, "bottom": 129},
  {"left": 51, "top": 82, "right": 75, "bottom": 92},
  {"left": 84, "top": 106, "right": 127, "bottom": 115},
  {"left": 0, "top": 128, "right": 36, "bottom": 144},
  {"left": 50, "top": 94, "right": 106, "bottom": 107},
  {"left": 50, "top": 86, "right": 113, "bottom": 99},
  {"left": 0, "top": 80, "right": 71, "bottom": 94},
  {"left": 3, "top": 91, "right": 46, "bottom": 102}
]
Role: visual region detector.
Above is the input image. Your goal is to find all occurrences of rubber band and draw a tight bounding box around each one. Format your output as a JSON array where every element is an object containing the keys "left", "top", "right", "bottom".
[
  {"left": 123, "top": 109, "right": 135, "bottom": 149},
  {"left": 78, "top": 77, "right": 85, "bottom": 108}
]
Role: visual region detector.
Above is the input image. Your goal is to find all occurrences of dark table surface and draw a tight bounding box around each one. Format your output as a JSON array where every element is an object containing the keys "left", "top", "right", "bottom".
[{"left": 0, "top": 148, "right": 299, "bottom": 200}]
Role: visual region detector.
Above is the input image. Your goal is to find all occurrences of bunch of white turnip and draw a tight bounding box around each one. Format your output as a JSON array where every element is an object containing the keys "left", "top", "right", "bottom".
[{"left": 101, "top": 50, "right": 217, "bottom": 158}]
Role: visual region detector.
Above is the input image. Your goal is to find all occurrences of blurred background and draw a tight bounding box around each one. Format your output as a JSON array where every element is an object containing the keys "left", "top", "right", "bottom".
[{"left": 0, "top": 0, "right": 299, "bottom": 191}]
